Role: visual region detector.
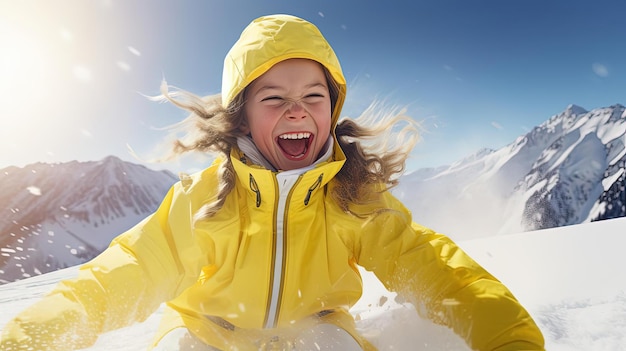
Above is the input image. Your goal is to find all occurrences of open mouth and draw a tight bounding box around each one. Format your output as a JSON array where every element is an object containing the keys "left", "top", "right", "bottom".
[{"left": 276, "top": 132, "right": 313, "bottom": 160}]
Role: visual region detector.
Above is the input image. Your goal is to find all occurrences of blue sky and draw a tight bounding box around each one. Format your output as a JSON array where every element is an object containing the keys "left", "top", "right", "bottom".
[{"left": 1, "top": 0, "right": 624, "bottom": 174}]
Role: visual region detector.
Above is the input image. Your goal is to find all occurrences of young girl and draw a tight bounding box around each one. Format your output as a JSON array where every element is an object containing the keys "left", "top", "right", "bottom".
[{"left": 0, "top": 14, "right": 545, "bottom": 351}]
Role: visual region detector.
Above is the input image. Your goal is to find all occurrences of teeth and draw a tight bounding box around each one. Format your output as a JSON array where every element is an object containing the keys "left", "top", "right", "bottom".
[{"left": 279, "top": 132, "right": 311, "bottom": 140}]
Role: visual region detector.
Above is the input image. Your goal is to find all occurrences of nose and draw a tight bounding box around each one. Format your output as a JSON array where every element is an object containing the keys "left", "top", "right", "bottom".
[{"left": 285, "top": 100, "right": 306, "bottom": 119}]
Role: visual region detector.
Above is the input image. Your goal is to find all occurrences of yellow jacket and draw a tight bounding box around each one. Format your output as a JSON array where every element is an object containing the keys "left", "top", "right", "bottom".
[
  {"left": 0, "top": 145, "right": 545, "bottom": 351},
  {"left": 0, "top": 14, "right": 545, "bottom": 351}
]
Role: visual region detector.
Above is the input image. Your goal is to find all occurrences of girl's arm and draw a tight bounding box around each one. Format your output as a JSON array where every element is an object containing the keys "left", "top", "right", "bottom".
[
  {"left": 355, "top": 192, "right": 545, "bottom": 351},
  {"left": 0, "top": 184, "right": 201, "bottom": 351}
]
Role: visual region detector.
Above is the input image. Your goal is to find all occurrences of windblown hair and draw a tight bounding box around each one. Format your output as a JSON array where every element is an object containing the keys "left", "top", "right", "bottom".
[
  {"left": 156, "top": 73, "right": 419, "bottom": 220},
  {"left": 153, "top": 80, "right": 245, "bottom": 220},
  {"left": 334, "top": 104, "right": 419, "bottom": 214}
]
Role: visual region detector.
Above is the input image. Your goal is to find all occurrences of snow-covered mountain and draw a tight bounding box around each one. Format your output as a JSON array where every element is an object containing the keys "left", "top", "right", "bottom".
[
  {"left": 394, "top": 104, "right": 626, "bottom": 239},
  {"left": 0, "top": 156, "right": 178, "bottom": 284}
]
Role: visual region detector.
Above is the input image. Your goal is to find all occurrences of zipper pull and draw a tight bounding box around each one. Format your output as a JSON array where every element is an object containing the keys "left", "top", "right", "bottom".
[
  {"left": 249, "top": 173, "right": 261, "bottom": 207},
  {"left": 304, "top": 173, "right": 323, "bottom": 205}
]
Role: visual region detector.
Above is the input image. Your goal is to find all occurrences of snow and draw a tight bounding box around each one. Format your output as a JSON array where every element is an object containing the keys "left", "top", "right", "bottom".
[
  {"left": 1, "top": 217, "right": 625, "bottom": 350},
  {"left": 603, "top": 168, "right": 625, "bottom": 191}
]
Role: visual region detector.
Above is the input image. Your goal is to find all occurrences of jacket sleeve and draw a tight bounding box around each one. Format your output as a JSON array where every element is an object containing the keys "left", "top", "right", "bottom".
[
  {"left": 355, "top": 192, "right": 545, "bottom": 351},
  {"left": 0, "top": 183, "right": 203, "bottom": 351}
]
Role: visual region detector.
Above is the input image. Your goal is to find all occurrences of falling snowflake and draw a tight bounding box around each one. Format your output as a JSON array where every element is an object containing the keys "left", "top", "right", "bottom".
[{"left": 26, "top": 186, "right": 42, "bottom": 196}]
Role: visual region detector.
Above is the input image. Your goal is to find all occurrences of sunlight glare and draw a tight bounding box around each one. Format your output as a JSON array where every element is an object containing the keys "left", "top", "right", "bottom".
[
  {"left": 73, "top": 65, "right": 92, "bottom": 82},
  {"left": 0, "top": 25, "right": 48, "bottom": 112},
  {"left": 0, "top": 22, "right": 52, "bottom": 163},
  {"left": 59, "top": 28, "right": 73, "bottom": 42}
]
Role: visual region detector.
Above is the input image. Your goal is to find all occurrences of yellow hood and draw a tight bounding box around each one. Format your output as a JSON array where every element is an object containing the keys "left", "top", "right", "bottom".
[{"left": 222, "top": 14, "right": 347, "bottom": 127}]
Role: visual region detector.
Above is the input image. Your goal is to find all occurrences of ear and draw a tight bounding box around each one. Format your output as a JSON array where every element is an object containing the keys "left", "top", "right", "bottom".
[{"left": 239, "top": 118, "right": 250, "bottom": 135}]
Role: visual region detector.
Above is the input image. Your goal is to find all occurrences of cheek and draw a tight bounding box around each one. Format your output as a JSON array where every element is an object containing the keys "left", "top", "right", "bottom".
[
  {"left": 250, "top": 120, "right": 274, "bottom": 144},
  {"left": 314, "top": 105, "right": 332, "bottom": 134},
  {"left": 243, "top": 106, "right": 271, "bottom": 137},
  {"left": 318, "top": 117, "right": 331, "bottom": 135}
]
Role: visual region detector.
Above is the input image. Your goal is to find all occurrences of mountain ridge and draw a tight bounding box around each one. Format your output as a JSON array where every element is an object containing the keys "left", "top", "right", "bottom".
[
  {"left": 0, "top": 156, "right": 177, "bottom": 284},
  {"left": 394, "top": 103, "right": 626, "bottom": 239}
]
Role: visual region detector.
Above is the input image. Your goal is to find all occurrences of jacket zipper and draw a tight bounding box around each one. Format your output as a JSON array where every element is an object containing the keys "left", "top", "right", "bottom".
[{"left": 264, "top": 173, "right": 303, "bottom": 328}]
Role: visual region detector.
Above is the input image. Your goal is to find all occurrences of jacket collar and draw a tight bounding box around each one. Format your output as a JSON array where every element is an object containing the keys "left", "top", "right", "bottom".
[{"left": 231, "top": 138, "right": 346, "bottom": 207}]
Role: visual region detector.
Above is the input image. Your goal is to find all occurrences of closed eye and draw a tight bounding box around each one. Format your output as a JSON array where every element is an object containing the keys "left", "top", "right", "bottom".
[
  {"left": 261, "top": 96, "right": 283, "bottom": 102},
  {"left": 305, "top": 93, "right": 325, "bottom": 98}
]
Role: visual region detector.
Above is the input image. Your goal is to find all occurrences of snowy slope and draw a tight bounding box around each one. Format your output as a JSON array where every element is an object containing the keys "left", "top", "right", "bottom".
[
  {"left": 459, "top": 218, "right": 626, "bottom": 351},
  {"left": 0, "top": 156, "right": 177, "bottom": 284},
  {"left": 395, "top": 104, "right": 626, "bottom": 240},
  {"left": 1, "top": 217, "right": 624, "bottom": 350}
]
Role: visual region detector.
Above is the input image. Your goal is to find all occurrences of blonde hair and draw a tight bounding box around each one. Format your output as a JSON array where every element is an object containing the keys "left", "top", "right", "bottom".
[
  {"left": 154, "top": 81, "right": 244, "bottom": 219},
  {"left": 334, "top": 105, "right": 419, "bottom": 214},
  {"left": 157, "top": 78, "right": 419, "bottom": 220}
]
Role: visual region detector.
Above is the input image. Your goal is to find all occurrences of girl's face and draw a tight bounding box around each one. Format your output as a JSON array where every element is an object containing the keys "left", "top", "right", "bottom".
[{"left": 242, "top": 59, "right": 333, "bottom": 171}]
